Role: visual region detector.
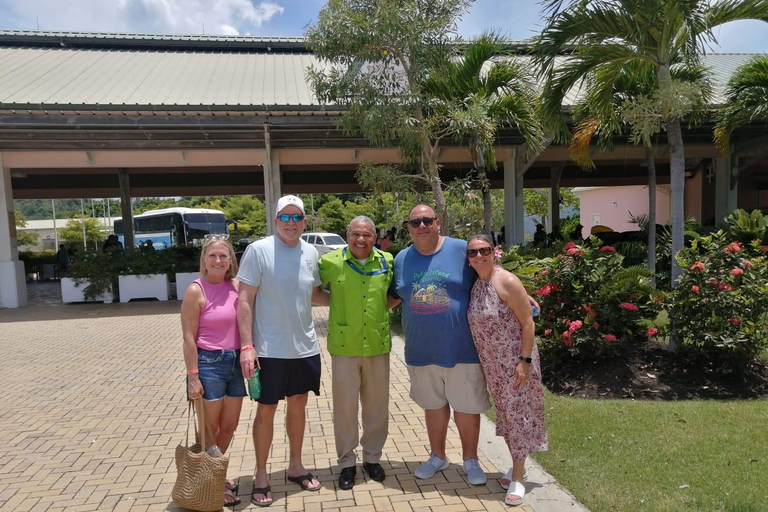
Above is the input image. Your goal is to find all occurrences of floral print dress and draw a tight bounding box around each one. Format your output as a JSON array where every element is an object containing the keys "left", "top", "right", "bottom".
[{"left": 467, "top": 276, "right": 548, "bottom": 460}]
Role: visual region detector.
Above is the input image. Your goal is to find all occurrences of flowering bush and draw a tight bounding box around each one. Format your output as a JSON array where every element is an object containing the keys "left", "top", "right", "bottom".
[
  {"left": 532, "top": 239, "right": 663, "bottom": 362},
  {"left": 671, "top": 228, "right": 768, "bottom": 370}
]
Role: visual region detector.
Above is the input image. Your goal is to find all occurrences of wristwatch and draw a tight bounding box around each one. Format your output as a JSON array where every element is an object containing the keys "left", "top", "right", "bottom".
[{"left": 519, "top": 355, "right": 532, "bottom": 364}]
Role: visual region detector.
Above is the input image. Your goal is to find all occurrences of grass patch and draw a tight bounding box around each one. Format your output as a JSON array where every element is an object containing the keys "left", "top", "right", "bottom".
[{"left": 524, "top": 391, "right": 768, "bottom": 512}]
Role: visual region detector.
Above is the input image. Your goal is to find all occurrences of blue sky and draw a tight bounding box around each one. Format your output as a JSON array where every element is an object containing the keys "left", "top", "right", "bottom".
[{"left": 0, "top": 0, "right": 767, "bottom": 53}]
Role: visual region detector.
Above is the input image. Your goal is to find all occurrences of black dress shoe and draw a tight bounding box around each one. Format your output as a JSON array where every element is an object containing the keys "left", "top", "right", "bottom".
[
  {"left": 362, "top": 462, "right": 386, "bottom": 482},
  {"left": 339, "top": 466, "right": 356, "bottom": 490}
]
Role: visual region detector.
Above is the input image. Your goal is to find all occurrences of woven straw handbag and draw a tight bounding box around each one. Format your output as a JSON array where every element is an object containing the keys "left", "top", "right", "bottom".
[{"left": 171, "top": 399, "right": 229, "bottom": 511}]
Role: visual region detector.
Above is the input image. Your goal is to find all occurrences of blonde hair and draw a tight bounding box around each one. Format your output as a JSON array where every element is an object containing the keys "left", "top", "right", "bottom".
[{"left": 199, "top": 239, "right": 238, "bottom": 280}]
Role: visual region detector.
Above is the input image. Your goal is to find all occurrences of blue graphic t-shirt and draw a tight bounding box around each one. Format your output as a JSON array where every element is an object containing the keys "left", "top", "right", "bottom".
[{"left": 392, "top": 236, "right": 479, "bottom": 367}]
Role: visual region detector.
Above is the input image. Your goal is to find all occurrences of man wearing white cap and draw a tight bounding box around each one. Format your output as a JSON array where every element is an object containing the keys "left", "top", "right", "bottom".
[{"left": 237, "top": 195, "right": 327, "bottom": 506}]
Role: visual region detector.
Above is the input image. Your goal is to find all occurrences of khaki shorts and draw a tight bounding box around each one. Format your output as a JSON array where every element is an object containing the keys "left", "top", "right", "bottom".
[{"left": 407, "top": 363, "right": 491, "bottom": 414}]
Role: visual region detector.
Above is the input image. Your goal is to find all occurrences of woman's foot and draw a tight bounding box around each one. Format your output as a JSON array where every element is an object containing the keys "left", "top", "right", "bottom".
[
  {"left": 500, "top": 468, "right": 528, "bottom": 489},
  {"left": 251, "top": 472, "right": 273, "bottom": 507},
  {"left": 225, "top": 478, "right": 238, "bottom": 493},
  {"left": 504, "top": 480, "right": 526, "bottom": 507},
  {"left": 224, "top": 489, "right": 241, "bottom": 507}
]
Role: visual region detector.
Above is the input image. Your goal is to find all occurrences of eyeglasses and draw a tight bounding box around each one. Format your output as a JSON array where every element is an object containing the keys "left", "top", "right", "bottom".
[
  {"left": 466, "top": 247, "right": 492, "bottom": 257},
  {"left": 408, "top": 217, "right": 435, "bottom": 228},
  {"left": 204, "top": 234, "right": 230, "bottom": 241},
  {"left": 277, "top": 213, "right": 305, "bottom": 223}
]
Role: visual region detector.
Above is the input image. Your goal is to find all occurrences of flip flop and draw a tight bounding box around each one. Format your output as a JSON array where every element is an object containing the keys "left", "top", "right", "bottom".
[
  {"left": 225, "top": 478, "right": 238, "bottom": 493},
  {"left": 504, "top": 480, "right": 526, "bottom": 506},
  {"left": 251, "top": 485, "right": 273, "bottom": 507},
  {"left": 224, "top": 489, "right": 241, "bottom": 507},
  {"left": 287, "top": 472, "right": 321, "bottom": 492},
  {"left": 500, "top": 469, "right": 528, "bottom": 489}
]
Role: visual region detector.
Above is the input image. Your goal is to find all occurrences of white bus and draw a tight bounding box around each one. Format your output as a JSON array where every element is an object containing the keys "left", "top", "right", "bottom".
[{"left": 114, "top": 207, "right": 230, "bottom": 249}]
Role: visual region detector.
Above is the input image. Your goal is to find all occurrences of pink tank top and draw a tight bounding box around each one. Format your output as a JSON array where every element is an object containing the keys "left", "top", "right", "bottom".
[{"left": 194, "top": 278, "right": 240, "bottom": 351}]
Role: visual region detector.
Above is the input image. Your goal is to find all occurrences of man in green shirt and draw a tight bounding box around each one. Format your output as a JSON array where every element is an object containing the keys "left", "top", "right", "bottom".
[{"left": 318, "top": 215, "right": 400, "bottom": 490}]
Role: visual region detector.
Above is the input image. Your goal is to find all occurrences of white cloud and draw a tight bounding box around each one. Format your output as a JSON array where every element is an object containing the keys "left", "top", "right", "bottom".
[{"left": 3, "top": 0, "right": 285, "bottom": 35}]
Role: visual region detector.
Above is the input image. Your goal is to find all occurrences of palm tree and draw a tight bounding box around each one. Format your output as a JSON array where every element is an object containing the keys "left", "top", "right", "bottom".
[
  {"left": 535, "top": 0, "right": 768, "bottom": 290},
  {"left": 569, "top": 61, "right": 711, "bottom": 286},
  {"left": 714, "top": 55, "right": 768, "bottom": 151},
  {"left": 422, "top": 32, "right": 544, "bottom": 237}
]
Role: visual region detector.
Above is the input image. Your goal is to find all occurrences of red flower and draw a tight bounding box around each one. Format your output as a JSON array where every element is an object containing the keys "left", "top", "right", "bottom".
[
  {"left": 691, "top": 285, "right": 700, "bottom": 294},
  {"left": 727, "top": 318, "right": 741, "bottom": 325},
  {"left": 544, "top": 329, "right": 553, "bottom": 336},
  {"left": 567, "top": 247, "right": 584, "bottom": 256},
  {"left": 743, "top": 260, "right": 754, "bottom": 269},
  {"left": 593, "top": 322, "right": 599, "bottom": 329},
  {"left": 731, "top": 268, "right": 744, "bottom": 276},
  {"left": 541, "top": 270, "right": 548, "bottom": 275},
  {"left": 534, "top": 284, "right": 552, "bottom": 296},
  {"left": 689, "top": 261, "right": 705, "bottom": 271},
  {"left": 564, "top": 242, "right": 577, "bottom": 251},
  {"left": 548, "top": 311, "right": 556, "bottom": 319},
  {"left": 708, "top": 278, "right": 719, "bottom": 285},
  {"left": 599, "top": 246, "right": 616, "bottom": 252},
  {"left": 603, "top": 334, "right": 617, "bottom": 343},
  {"left": 647, "top": 327, "right": 659, "bottom": 337},
  {"left": 718, "top": 283, "right": 734, "bottom": 292},
  {"left": 563, "top": 338, "right": 573, "bottom": 346},
  {"left": 568, "top": 320, "right": 583, "bottom": 333},
  {"left": 724, "top": 242, "right": 743, "bottom": 254},
  {"left": 618, "top": 302, "right": 639, "bottom": 311}
]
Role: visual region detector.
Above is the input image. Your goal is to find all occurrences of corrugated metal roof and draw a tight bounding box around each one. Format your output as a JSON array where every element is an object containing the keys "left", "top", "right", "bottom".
[{"left": 0, "top": 29, "right": 759, "bottom": 111}]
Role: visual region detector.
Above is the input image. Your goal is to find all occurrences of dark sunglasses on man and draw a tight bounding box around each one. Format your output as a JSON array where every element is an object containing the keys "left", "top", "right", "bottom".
[
  {"left": 408, "top": 217, "right": 435, "bottom": 228},
  {"left": 278, "top": 213, "right": 305, "bottom": 222}
]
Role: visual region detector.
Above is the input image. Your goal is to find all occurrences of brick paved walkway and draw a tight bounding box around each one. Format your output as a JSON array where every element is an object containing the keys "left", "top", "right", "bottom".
[{"left": 0, "top": 302, "right": 586, "bottom": 512}]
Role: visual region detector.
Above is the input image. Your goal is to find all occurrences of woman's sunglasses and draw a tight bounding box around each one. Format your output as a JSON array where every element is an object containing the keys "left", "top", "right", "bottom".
[
  {"left": 277, "top": 213, "right": 305, "bottom": 222},
  {"left": 203, "top": 234, "right": 230, "bottom": 241},
  {"left": 408, "top": 217, "right": 435, "bottom": 228},
  {"left": 466, "top": 247, "right": 492, "bottom": 257}
]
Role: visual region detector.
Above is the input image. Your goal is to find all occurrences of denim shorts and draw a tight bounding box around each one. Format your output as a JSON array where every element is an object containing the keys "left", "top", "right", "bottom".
[{"left": 196, "top": 348, "right": 247, "bottom": 401}]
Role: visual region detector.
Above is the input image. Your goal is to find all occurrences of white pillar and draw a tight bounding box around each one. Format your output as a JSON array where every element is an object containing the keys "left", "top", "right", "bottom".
[
  {"left": 503, "top": 148, "right": 525, "bottom": 246},
  {"left": 0, "top": 154, "right": 28, "bottom": 308},
  {"left": 262, "top": 128, "right": 282, "bottom": 236},
  {"left": 714, "top": 156, "right": 737, "bottom": 225}
]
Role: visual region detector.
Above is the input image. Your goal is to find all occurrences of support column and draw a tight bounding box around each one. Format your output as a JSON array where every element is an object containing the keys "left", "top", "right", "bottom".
[
  {"left": 503, "top": 147, "right": 525, "bottom": 246},
  {"left": 117, "top": 168, "right": 134, "bottom": 249},
  {"left": 549, "top": 162, "right": 564, "bottom": 233},
  {"left": 0, "top": 154, "right": 27, "bottom": 308},
  {"left": 263, "top": 126, "right": 282, "bottom": 236},
  {"left": 714, "top": 156, "right": 737, "bottom": 225}
]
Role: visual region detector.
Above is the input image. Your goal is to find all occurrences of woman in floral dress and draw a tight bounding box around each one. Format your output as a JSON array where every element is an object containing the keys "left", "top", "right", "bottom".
[{"left": 465, "top": 234, "right": 548, "bottom": 507}]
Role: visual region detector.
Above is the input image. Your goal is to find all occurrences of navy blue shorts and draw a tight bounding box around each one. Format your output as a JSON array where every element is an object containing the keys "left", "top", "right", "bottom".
[
  {"left": 257, "top": 355, "right": 322, "bottom": 405},
  {"left": 196, "top": 348, "right": 247, "bottom": 401}
]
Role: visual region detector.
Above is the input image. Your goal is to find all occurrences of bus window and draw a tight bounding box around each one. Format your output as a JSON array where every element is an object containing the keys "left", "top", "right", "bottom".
[{"left": 185, "top": 213, "right": 227, "bottom": 242}]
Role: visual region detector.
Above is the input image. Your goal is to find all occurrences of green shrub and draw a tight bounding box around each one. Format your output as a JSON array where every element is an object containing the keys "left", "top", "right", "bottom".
[
  {"left": 531, "top": 239, "right": 664, "bottom": 363},
  {"left": 671, "top": 221, "right": 768, "bottom": 372}
]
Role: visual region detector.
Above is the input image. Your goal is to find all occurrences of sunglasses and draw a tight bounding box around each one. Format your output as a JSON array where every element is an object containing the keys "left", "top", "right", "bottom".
[
  {"left": 408, "top": 217, "right": 435, "bottom": 228},
  {"left": 203, "top": 234, "right": 230, "bottom": 241},
  {"left": 466, "top": 247, "right": 492, "bottom": 257},
  {"left": 277, "top": 213, "right": 305, "bottom": 222}
]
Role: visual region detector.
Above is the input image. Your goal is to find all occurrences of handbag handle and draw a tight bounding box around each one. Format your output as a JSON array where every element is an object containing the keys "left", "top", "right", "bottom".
[{"left": 186, "top": 398, "right": 207, "bottom": 450}]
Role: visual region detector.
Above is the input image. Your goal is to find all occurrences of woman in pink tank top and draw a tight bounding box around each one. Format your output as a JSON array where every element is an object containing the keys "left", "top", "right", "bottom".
[{"left": 181, "top": 236, "right": 247, "bottom": 507}]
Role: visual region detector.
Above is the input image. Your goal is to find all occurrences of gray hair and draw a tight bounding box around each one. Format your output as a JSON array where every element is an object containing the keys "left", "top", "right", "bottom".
[{"left": 347, "top": 215, "right": 376, "bottom": 234}]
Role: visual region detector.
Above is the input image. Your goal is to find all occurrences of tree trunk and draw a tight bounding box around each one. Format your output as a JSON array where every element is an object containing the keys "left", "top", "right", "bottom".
[
  {"left": 424, "top": 143, "right": 449, "bottom": 233},
  {"left": 666, "top": 116, "right": 685, "bottom": 353},
  {"left": 482, "top": 176, "right": 492, "bottom": 238},
  {"left": 644, "top": 142, "right": 657, "bottom": 288}
]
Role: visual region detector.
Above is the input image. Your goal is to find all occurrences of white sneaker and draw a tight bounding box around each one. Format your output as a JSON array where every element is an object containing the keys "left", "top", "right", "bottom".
[
  {"left": 414, "top": 454, "right": 450, "bottom": 479},
  {"left": 462, "top": 458, "right": 486, "bottom": 485}
]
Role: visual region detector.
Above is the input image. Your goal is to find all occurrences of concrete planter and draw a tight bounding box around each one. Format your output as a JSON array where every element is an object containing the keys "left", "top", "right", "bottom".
[
  {"left": 61, "top": 277, "right": 114, "bottom": 304},
  {"left": 118, "top": 274, "right": 170, "bottom": 303},
  {"left": 174, "top": 272, "right": 199, "bottom": 300}
]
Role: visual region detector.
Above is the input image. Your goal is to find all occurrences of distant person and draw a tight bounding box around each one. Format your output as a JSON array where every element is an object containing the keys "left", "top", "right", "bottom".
[
  {"left": 532, "top": 224, "right": 547, "bottom": 246},
  {"left": 379, "top": 230, "right": 393, "bottom": 251},
  {"left": 56, "top": 244, "right": 69, "bottom": 274},
  {"left": 465, "top": 234, "right": 547, "bottom": 507},
  {"left": 570, "top": 224, "right": 584, "bottom": 242},
  {"left": 103, "top": 234, "right": 123, "bottom": 254}
]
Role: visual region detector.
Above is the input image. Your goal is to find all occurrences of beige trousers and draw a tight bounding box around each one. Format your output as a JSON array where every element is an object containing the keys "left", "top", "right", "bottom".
[{"left": 331, "top": 353, "right": 390, "bottom": 469}]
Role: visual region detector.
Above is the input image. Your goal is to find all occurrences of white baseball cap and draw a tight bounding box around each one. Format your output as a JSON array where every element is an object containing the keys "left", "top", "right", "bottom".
[{"left": 275, "top": 195, "right": 305, "bottom": 216}]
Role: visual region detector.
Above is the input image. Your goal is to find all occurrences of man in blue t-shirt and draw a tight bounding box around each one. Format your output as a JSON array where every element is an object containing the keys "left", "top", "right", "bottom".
[{"left": 392, "top": 204, "right": 490, "bottom": 486}]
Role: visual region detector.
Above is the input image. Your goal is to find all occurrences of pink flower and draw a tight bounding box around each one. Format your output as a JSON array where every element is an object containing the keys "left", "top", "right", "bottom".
[
  {"left": 743, "top": 260, "right": 754, "bottom": 269},
  {"left": 544, "top": 329, "right": 553, "bottom": 336},
  {"left": 731, "top": 268, "right": 744, "bottom": 276},
  {"left": 603, "top": 334, "right": 617, "bottom": 343},
  {"left": 599, "top": 246, "right": 616, "bottom": 252},
  {"left": 493, "top": 246, "right": 503, "bottom": 259},
  {"left": 568, "top": 320, "right": 583, "bottom": 333},
  {"left": 691, "top": 285, "right": 700, "bottom": 294},
  {"left": 541, "top": 270, "right": 548, "bottom": 275},
  {"left": 718, "top": 283, "right": 734, "bottom": 292},
  {"left": 567, "top": 247, "right": 584, "bottom": 256},
  {"left": 689, "top": 261, "right": 706, "bottom": 271},
  {"left": 618, "top": 302, "right": 639, "bottom": 311},
  {"left": 563, "top": 338, "right": 573, "bottom": 346},
  {"left": 593, "top": 322, "right": 599, "bottom": 329},
  {"left": 727, "top": 318, "right": 741, "bottom": 325},
  {"left": 564, "top": 242, "right": 577, "bottom": 251},
  {"left": 647, "top": 327, "right": 658, "bottom": 337},
  {"left": 708, "top": 278, "right": 719, "bottom": 285},
  {"left": 724, "top": 242, "right": 743, "bottom": 254},
  {"left": 534, "top": 284, "right": 552, "bottom": 296}
]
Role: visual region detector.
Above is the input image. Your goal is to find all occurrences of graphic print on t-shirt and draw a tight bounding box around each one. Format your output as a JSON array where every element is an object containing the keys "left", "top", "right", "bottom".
[{"left": 409, "top": 269, "right": 451, "bottom": 314}]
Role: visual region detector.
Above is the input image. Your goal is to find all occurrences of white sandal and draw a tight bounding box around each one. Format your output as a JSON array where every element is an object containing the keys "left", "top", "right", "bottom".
[
  {"left": 504, "top": 480, "right": 526, "bottom": 506},
  {"left": 500, "top": 468, "right": 528, "bottom": 489}
]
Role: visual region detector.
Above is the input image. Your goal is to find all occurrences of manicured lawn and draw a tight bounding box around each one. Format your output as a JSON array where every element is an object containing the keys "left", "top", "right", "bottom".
[{"left": 523, "top": 390, "right": 767, "bottom": 512}]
